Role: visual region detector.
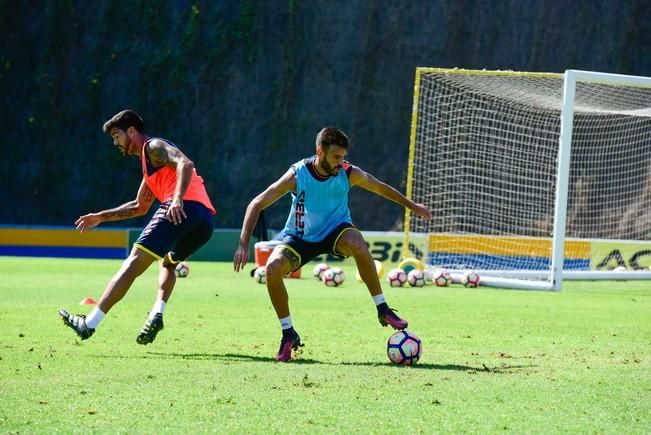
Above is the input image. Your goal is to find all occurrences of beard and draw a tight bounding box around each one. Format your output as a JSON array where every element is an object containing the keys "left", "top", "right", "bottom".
[
  {"left": 121, "top": 138, "right": 133, "bottom": 156},
  {"left": 321, "top": 159, "right": 341, "bottom": 176}
]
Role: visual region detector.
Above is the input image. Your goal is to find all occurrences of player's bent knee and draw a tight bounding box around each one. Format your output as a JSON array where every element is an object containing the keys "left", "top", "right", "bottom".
[
  {"left": 266, "top": 258, "right": 291, "bottom": 279},
  {"left": 339, "top": 235, "right": 368, "bottom": 257},
  {"left": 123, "top": 251, "right": 155, "bottom": 276}
]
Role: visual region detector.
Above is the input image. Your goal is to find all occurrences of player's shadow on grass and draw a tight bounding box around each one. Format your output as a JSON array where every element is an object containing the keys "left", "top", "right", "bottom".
[{"left": 140, "top": 351, "right": 534, "bottom": 373}]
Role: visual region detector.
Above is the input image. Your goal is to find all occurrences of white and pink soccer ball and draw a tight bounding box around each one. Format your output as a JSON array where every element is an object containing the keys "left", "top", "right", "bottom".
[
  {"left": 387, "top": 268, "right": 407, "bottom": 287},
  {"left": 313, "top": 263, "right": 330, "bottom": 281},
  {"left": 322, "top": 267, "right": 345, "bottom": 287},
  {"left": 253, "top": 266, "right": 267, "bottom": 284},
  {"left": 387, "top": 330, "right": 423, "bottom": 365},
  {"left": 407, "top": 269, "right": 426, "bottom": 287},
  {"left": 175, "top": 262, "right": 189, "bottom": 278},
  {"left": 462, "top": 271, "right": 481, "bottom": 288},
  {"left": 432, "top": 269, "right": 452, "bottom": 287}
]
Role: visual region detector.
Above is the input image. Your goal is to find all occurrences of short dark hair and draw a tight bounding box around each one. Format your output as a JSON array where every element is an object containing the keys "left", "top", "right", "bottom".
[
  {"left": 102, "top": 109, "right": 145, "bottom": 134},
  {"left": 316, "top": 127, "right": 349, "bottom": 150}
]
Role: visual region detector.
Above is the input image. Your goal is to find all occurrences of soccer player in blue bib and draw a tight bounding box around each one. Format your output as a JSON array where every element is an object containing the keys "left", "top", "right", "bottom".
[{"left": 233, "top": 127, "right": 432, "bottom": 362}]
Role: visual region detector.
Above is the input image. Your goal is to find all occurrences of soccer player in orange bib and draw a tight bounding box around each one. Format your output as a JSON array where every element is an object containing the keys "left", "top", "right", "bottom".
[
  {"left": 233, "top": 127, "right": 432, "bottom": 362},
  {"left": 59, "top": 110, "right": 216, "bottom": 344}
]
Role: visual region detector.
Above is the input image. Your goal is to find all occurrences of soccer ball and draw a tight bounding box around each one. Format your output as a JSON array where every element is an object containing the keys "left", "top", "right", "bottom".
[
  {"left": 175, "top": 262, "right": 189, "bottom": 278},
  {"left": 313, "top": 263, "right": 330, "bottom": 280},
  {"left": 387, "top": 268, "right": 407, "bottom": 287},
  {"left": 462, "top": 271, "right": 481, "bottom": 288},
  {"left": 253, "top": 266, "right": 267, "bottom": 284},
  {"left": 407, "top": 269, "right": 426, "bottom": 287},
  {"left": 432, "top": 269, "right": 451, "bottom": 287},
  {"left": 387, "top": 330, "right": 423, "bottom": 365},
  {"left": 322, "top": 267, "right": 345, "bottom": 287}
]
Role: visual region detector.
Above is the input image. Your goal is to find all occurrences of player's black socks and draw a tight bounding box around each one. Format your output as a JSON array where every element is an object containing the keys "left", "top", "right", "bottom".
[
  {"left": 282, "top": 327, "right": 297, "bottom": 339},
  {"left": 376, "top": 302, "right": 389, "bottom": 315}
]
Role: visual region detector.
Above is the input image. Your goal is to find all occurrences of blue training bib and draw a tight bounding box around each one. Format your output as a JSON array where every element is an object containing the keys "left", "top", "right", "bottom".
[{"left": 281, "top": 157, "right": 352, "bottom": 242}]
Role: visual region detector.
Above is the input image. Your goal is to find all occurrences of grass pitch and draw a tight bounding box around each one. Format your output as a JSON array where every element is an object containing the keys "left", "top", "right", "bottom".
[{"left": 0, "top": 256, "right": 649, "bottom": 433}]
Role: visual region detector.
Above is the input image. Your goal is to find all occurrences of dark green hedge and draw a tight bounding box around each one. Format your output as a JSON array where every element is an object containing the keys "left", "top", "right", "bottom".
[{"left": 1, "top": 0, "right": 648, "bottom": 230}]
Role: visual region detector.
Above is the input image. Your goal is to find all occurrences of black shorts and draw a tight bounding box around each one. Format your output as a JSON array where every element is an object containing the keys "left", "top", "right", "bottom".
[
  {"left": 134, "top": 200, "right": 214, "bottom": 262},
  {"left": 281, "top": 222, "right": 357, "bottom": 270}
]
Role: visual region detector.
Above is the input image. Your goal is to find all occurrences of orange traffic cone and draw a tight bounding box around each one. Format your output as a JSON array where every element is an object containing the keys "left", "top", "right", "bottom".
[{"left": 79, "top": 297, "right": 97, "bottom": 305}]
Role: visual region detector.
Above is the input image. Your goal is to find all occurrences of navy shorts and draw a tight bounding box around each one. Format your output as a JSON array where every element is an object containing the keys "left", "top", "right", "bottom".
[
  {"left": 281, "top": 222, "right": 357, "bottom": 270},
  {"left": 135, "top": 200, "right": 214, "bottom": 262}
]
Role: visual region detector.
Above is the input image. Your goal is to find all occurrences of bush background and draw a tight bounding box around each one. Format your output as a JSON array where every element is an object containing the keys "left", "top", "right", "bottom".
[{"left": 1, "top": 0, "right": 649, "bottom": 230}]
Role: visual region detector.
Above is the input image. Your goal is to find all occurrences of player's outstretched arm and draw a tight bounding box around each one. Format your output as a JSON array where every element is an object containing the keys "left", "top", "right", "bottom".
[
  {"left": 75, "top": 179, "right": 156, "bottom": 232},
  {"left": 349, "top": 167, "right": 432, "bottom": 220},
  {"left": 233, "top": 170, "right": 296, "bottom": 272}
]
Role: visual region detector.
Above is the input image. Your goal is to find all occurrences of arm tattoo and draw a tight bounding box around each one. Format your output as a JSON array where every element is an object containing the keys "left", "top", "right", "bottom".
[
  {"left": 148, "top": 143, "right": 171, "bottom": 166},
  {"left": 102, "top": 201, "right": 141, "bottom": 220},
  {"left": 149, "top": 140, "right": 184, "bottom": 167},
  {"left": 104, "top": 209, "right": 139, "bottom": 219},
  {"left": 142, "top": 188, "right": 156, "bottom": 203}
]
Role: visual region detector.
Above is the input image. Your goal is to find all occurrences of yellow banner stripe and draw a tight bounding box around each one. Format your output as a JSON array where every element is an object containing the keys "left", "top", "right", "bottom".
[
  {"left": 428, "top": 234, "right": 590, "bottom": 259},
  {"left": 0, "top": 229, "right": 127, "bottom": 248}
]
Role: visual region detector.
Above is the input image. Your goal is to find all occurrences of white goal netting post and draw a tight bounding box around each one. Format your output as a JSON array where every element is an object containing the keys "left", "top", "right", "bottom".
[{"left": 405, "top": 68, "right": 651, "bottom": 290}]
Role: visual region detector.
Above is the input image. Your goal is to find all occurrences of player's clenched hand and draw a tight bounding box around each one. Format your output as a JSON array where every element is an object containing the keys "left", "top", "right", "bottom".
[
  {"left": 166, "top": 198, "right": 187, "bottom": 225},
  {"left": 75, "top": 213, "right": 102, "bottom": 232},
  {"left": 412, "top": 203, "right": 433, "bottom": 220},
  {"left": 233, "top": 244, "right": 249, "bottom": 272}
]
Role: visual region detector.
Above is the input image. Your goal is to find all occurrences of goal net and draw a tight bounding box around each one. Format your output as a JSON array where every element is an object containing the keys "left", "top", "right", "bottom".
[{"left": 405, "top": 68, "right": 651, "bottom": 290}]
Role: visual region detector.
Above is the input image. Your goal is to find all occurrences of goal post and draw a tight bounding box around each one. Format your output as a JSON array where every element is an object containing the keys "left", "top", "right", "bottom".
[{"left": 405, "top": 68, "right": 651, "bottom": 290}]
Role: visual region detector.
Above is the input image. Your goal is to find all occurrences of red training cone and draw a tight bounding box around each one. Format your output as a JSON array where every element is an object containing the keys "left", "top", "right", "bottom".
[{"left": 79, "top": 297, "right": 97, "bottom": 305}]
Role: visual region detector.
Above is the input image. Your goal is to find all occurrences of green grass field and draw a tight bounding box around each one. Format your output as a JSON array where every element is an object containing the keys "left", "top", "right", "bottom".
[{"left": 1, "top": 256, "right": 649, "bottom": 434}]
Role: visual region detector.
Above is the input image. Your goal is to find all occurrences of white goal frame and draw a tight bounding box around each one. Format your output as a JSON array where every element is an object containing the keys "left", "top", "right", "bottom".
[{"left": 405, "top": 68, "right": 651, "bottom": 290}]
